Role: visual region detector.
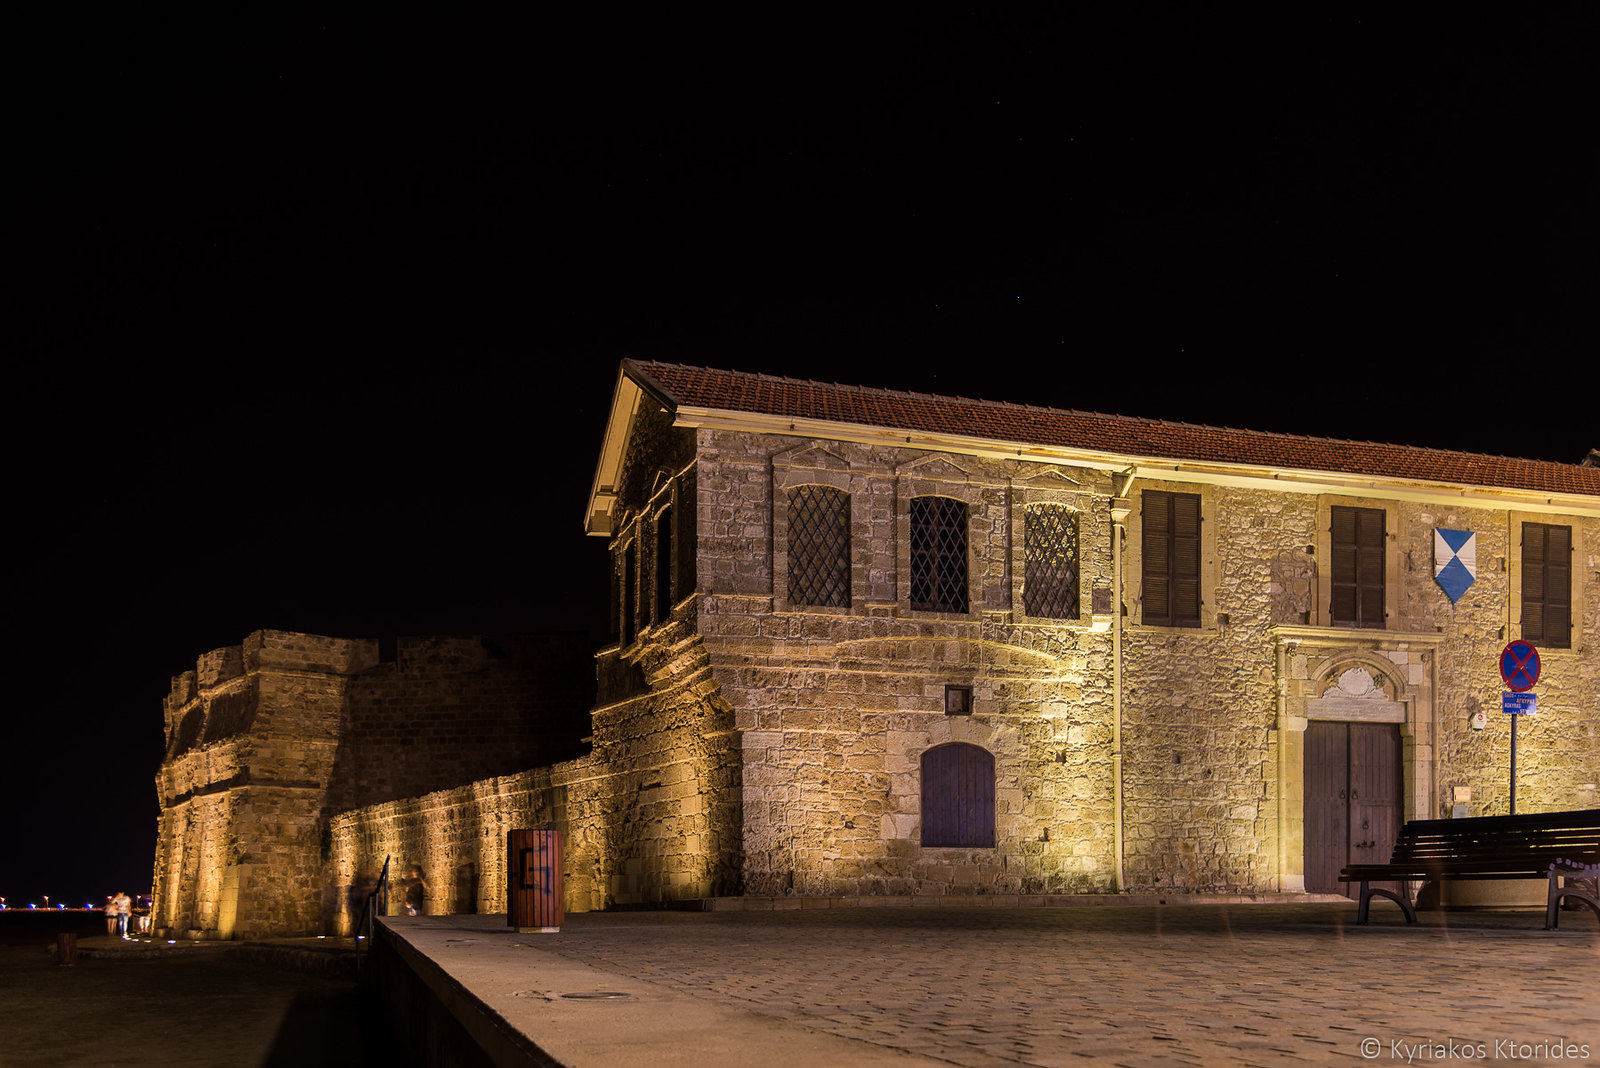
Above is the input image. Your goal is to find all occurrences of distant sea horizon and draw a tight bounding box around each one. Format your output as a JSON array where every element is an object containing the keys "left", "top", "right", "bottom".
[{"left": 0, "top": 908, "right": 128, "bottom": 946}]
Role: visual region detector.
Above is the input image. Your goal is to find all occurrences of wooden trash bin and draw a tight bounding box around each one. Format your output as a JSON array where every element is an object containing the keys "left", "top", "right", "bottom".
[{"left": 507, "top": 828, "right": 563, "bottom": 933}]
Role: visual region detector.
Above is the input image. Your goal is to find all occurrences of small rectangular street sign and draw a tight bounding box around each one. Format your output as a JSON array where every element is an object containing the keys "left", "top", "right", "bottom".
[{"left": 1502, "top": 692, "right": 1538, "bottom": 716}]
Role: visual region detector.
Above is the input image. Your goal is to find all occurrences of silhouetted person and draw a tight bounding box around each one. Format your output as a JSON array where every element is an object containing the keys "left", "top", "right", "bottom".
[{"left": 113, "top": 892, "right": 131, "bottom": 939}]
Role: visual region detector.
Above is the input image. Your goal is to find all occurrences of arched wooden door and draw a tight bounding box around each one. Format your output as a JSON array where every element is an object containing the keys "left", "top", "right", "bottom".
[{"left": 1304, "top": 721, "right": 1403, "bottom": 897}]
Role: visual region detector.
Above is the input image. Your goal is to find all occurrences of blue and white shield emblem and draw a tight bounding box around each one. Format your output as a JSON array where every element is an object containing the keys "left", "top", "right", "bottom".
[{"left": 1434, "top": 528, "right": 1476, "bottom": 604}]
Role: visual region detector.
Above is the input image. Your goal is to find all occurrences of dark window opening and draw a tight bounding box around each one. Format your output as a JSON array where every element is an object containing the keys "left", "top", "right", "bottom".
[
  {"left": 1331, "top": 506, "right": 1385, "bottom": 628},
  {"left": 622, "top": 541, "right": 637, "bottom": 647},
  {"left": 1142, "top": 490, "right": 1200, "bottom": 627},
  {"left": 677, "top": 468, "right": 698, "bottom": 597},
  {"left": 1024, "top": 504, "right": 1080, "bottom": 619},
  {"left": 910, "top": 496, "right": 968, "bottom": 612},
  {"left": 655, "top": 506, "right": 673, "bottom": 623},
  {"left": 1522, "top": 522, "right": 1572, "bottom": 648},
  {"left": 920, "top": 743, "right": 995, "bottom": 847},
  {"left": 788, "top": 485, "right": 851, "bottom": 607}
]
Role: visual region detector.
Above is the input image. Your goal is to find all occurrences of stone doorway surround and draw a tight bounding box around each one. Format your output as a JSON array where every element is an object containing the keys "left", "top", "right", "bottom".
[{"left": 1269, "top": 626, "right": 1443, "bottom": 893}]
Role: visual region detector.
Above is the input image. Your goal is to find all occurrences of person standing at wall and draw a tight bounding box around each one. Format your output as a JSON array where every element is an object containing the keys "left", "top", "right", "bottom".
[
  {"left": 113, "top": 892, "right": 131, "bottom": 939},
  {"left": 103, "top": 897, "right": 117, "bottom": 936},
  {"left": 404, "top": 867, "right": 427, "bottom": 916}
]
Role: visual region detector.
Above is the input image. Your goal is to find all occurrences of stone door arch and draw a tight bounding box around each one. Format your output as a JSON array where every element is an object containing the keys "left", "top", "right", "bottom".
[{"left": 1271, "top": 628, "right": 1441, "bottom": 894}]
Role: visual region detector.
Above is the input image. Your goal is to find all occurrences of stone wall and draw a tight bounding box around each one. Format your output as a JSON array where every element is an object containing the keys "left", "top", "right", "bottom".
[
  {"left": 162, "top": 417, "right": 1598, "bottom": 928},
  {"left": 328, "top": 610, "right": 742, "bottom": 920},
  {"left": 324, "top": 633, "right": 593, "bottom": 814},
  {"left": 154, "top": 631, "right": 374, "bottom": 938},
  {"left": 673, "top": 427, "right": 1600, "bottom": 899},
  {"left": 152, "top": 629, "right": 593, "bottom": 938}
]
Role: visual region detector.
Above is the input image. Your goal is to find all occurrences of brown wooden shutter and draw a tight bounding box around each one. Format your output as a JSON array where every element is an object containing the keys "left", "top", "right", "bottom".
[
  {"left": 1523, "top": 523, "right": 1572, "bottom": 648},
  {"left": 1357, "top": 507, "right": 1385, "bottom": 626},
  {"left": 1331, "top": 506, "right": 1384, "bottom": 627},
  {"left": 1173, "top": 491, "right": 1201, "bottom": 626},
  {"left": 1330, "top": 506, "right": 1357, "bottom": 623},
  {"left": 1548, "top": 525, "right": 1572, "bottom": 647},
  {"left": 1142, "top": 491, "right": 1172, "bottom": 624},
  {"left": 920, "top": 744, "right": 996, "bottom": 847},
  {"left": 1142, "top": 490, "right": 1200, "bottom": 626}
]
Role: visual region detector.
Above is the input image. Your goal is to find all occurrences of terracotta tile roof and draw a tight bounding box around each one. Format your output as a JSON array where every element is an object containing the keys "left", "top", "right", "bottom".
[{"left": 626, "top": 360, "right": 1600, "bottom": 498}]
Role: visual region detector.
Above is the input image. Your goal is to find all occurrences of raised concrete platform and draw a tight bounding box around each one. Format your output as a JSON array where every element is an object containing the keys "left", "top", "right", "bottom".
[{"left": 374, "top": 902, "right": 1600, "bottom": 1065}]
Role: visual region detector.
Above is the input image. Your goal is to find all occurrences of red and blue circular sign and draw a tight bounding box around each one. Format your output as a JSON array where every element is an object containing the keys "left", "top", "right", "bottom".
[{"left": 1499, "top": 641, "right": 1540, "bottom": 692}]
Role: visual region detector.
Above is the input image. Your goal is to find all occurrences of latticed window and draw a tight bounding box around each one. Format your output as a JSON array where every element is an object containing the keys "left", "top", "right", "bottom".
[
  {"left": 910, "top": 496, "right": 968, "bottom": 612},
  {"left": 1024, "top": 504, "right": 1079, "bottom": 619},
  {"left": 787, "top": 485, "right": 850, "bottom": 607}
]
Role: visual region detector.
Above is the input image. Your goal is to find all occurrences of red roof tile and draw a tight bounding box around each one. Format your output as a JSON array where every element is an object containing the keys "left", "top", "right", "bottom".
[{"left": 626, "top": 360, "right": 1600, "bottom": 498}]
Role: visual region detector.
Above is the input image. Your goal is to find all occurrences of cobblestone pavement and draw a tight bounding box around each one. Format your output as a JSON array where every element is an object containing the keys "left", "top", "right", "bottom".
[{"left": 525, "top": 904, "right": 1599, "bottom": 1067}]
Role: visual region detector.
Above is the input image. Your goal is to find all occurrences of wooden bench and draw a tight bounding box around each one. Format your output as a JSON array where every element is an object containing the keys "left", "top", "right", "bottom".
[{"left": 1340, "top": 808, "right": 1600, "bottom": 928}]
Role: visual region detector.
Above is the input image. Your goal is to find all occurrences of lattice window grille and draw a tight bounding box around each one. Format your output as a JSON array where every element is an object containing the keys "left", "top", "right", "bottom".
[
  {"left": 1024, "top": 504, "right": 1079, "bottom": 619},
  {"left": 787, "top": 485, "right": 850, "bottom": 607},
  {"left": 910, "top": 496, "right": 968, "bottom": 612}
]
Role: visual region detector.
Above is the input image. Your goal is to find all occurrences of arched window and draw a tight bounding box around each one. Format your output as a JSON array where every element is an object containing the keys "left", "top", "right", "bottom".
[
  {"left": 920, "top": 743, "right": 995, "bottom": 847},
  {"left": 787, "top": 485, "right": 850, "bottom": 607}
]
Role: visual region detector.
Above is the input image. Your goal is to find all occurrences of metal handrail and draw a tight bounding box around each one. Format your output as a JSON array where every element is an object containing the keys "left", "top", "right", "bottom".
[{"left": 354, "top": 855, "right": 391, "bottom": 952}]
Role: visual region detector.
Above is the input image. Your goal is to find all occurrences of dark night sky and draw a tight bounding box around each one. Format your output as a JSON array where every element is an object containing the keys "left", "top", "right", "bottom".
[{"left": 9, "top": 9, "right": 1595, "bottom": 905}]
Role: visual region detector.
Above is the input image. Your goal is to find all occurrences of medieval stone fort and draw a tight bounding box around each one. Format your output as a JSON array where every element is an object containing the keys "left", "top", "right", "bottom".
[{"left": 152, "top": 360, "right": 1600, "bottom": 938}]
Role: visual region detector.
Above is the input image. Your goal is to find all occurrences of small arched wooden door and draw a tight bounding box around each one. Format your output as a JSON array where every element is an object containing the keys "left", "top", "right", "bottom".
[{"left": 921, "top": 743, "right": 995, "bottom": 848}]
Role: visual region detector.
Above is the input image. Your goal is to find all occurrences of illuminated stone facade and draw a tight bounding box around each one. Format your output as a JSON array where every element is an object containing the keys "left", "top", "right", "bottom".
[
  {"left": 160, "top": 362, "right": 1600, "bottom": 929},
  {"left": 576, "top": 361, "right": 1599, "bottom": 903},
  {"left": 151, "top": 630, "right": 590, "bottom": 938}
]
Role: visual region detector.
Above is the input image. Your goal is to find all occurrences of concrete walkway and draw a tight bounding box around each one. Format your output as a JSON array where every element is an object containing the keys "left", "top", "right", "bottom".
[{"left": 380, "top": 901, "right": 1600, "bottom": 1066}]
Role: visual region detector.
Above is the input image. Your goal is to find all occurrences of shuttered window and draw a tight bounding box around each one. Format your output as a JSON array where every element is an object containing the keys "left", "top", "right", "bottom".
[
  {"left": 910, "top": 496, "right": 968, "bottom": 612},
  {"left": 1331, "top": 506, "right": 1385, "bottom": 628},
  {"left": 1141, "top": 490, "right": 1200, "bottom": 627},
  {"left": 920, "top": 743, "right": 996, "bottom": 848},
  {"left": 788, "top": 485, "right": 851, "bottom": 607},
  {"left": 621, "top": 541, "right": 637, "bottom": 646},
  {"left": 676, "top": 468, "right": 697, "bottom": 598},
  {"left": 1522, "top": 522, "right": 1572, "bottom": 648},
  {"left": 1023, "top": 504, "right": 1079, "bottom": 619},
  {"left": 654, "top": 507, "right": 674, "bottom": 623}
]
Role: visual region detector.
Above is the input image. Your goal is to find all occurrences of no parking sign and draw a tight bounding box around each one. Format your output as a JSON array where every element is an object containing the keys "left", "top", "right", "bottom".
[
  {"left": 1497, "top": 641, "right": 1541, "bottom": 814},
  {"left": 1499, "top": 640, "right": 1540, "bottom": 692}
]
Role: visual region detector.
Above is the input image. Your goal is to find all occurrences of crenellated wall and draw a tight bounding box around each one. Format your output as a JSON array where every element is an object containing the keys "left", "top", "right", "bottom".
[{"left": 151, "top": 629, "right": 593, "bottom": 938}]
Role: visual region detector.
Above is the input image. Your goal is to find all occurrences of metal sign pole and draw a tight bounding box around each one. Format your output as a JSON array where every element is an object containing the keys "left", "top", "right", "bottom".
[
  {"left": 1509, "top": 715, "right": 1517, "bottom": 815},
  {"left": 1498, "top": 641, "right": 1540, "bottom": 818}
]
